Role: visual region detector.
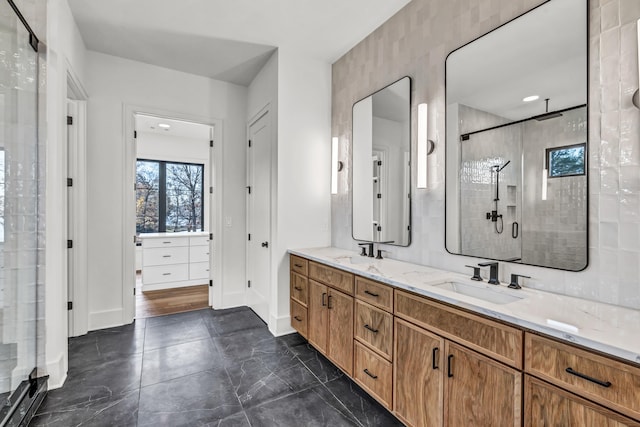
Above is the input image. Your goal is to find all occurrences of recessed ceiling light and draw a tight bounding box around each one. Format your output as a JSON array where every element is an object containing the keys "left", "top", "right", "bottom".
[
  {"left": 522, "top": 95, "right": 539, "bottom": 102},
  {"left": 158, "top": 123, "right": 171, "bottom": 129}
]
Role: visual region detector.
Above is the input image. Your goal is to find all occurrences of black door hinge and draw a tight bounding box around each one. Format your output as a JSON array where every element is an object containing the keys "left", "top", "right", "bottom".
[
  {"left": 209, "top": 233, "right": 213, "bottom": 240},
  {"left": 377, "top": 226, "right": 382, "bottom": 232},
  {"left": 67, "top": 240, "right": 73, "bottom": 249},
  {"left": 247, "top": 280, "right": 251, "bottom": 288},
  {"left": 377, "top": 160, "right": 382, "bottom": 166},
  {"left": 248, "top": 140, "right": 252, "bottom": 147},
  {"left": 209, "top": 279, "right": 213, "bottom": 287},
  {"left": 67, "top": 301, "right": 73, "bottom": 310},
  {"left": 67, "top": 178, "right": 73, "bottom": 187},
  {"left": 209, "top": 187, "right": 213, "bottom": 194},
  {"left": 67, "top": 116, "right": 73, "bottom": 125},
  {"left": 134, "top": 130, "right": 137, "bottom": 139},
  {"left": 461, "top": 134, "right": 470, "bottom": 141},
  {"left": 133, "top": 288, "right": 136, "bottom": 295},
  {"left": 248, "top": 234, "right": 251, "bottom": 241},
  {"left": 377, "top": 193, "right": 382, "bottom": 199},
  {"left": 246, "top": 186, "right": 251, "bottom": 194},
  {"left": 210, "top": 140, "right": 214, "bottom": 147}
]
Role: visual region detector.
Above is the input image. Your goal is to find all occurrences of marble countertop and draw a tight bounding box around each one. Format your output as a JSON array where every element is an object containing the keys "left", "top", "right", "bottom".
[
  {"left": 289, "top": 247, "right": 640, "bottom": 366},
  {"left": 138, "top": 231, "right": 209, "bottom": 238}
]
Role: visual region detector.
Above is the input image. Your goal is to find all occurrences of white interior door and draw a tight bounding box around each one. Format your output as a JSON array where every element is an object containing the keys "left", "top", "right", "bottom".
[{"left": 246, "top": 110, "right": 271, "bottom": 323}]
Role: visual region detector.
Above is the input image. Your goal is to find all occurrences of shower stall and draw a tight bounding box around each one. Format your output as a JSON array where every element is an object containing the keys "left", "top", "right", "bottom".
[{"left": 0, "top": 1, "right": 47, "bottom": 425}]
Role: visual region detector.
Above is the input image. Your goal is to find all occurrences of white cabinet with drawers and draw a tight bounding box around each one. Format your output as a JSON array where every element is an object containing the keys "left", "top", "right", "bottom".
[{"left": 139, "top": 232, "right": 211, "bottom": 291}]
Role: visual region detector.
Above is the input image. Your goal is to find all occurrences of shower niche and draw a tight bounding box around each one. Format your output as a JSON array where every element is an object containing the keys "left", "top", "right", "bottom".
[{"left": 445, "top": 0, "right": 588, "bottom": 271}]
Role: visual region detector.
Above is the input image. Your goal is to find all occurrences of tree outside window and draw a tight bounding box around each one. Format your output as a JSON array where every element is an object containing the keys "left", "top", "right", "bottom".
[{"left": 136, "top": 159, "right": 204, "bottom": 233}]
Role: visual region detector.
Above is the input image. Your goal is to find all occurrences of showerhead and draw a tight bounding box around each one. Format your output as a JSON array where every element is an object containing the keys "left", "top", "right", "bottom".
[{"left": 495, "top": 160, "right": 511, "bottom": 172}]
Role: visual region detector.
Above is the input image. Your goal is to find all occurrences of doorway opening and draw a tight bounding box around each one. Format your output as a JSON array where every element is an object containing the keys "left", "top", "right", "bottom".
[{"left": 133, "top": 114, "right": 214, "bottom": 319}]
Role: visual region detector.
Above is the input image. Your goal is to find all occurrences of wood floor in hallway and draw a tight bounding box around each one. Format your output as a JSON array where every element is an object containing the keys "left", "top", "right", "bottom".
[{"left": 136, "top": 273, "right": 209, "bottom": 318}]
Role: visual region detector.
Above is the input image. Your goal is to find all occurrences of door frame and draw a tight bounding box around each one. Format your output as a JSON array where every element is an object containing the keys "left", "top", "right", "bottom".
[
  {"left": 66, "top": 68, "right": 88, "bottom": 337},
  {"left": 122, "top": 104, "right": 224, "bottom": 323},
  {"left": 245, "top": 104, "right": 272, "bottom": 321}
]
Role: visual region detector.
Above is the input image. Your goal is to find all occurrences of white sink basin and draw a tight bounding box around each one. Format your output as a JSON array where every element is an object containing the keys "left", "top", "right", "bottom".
[{"left": 433, "top": 281, "right": 524, "bottom": 305}]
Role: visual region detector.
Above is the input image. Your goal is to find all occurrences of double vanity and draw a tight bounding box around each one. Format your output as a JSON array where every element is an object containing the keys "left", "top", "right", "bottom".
[{"left": 289, "top": 247, "right": 640, "bottom": 426}]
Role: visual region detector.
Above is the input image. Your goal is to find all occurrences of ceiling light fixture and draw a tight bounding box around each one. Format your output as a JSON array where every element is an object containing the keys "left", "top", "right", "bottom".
[
  {"left": 158, "top": 123, "right": 171, "bottom": 129},
  {"left": 522, "top": 95, "right": 539, "bottom": 102}
]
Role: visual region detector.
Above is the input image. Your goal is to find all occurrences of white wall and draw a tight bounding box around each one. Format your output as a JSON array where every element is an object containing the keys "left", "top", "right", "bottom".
[
  {"left": 272, "top": 49, "right": 332, "bottom": 335},
  {"left": 85, "top": 51, "right": 247, "bottom": 330},
  {"left": 45, "top": 0, "right": 88, "bottom": 388}
]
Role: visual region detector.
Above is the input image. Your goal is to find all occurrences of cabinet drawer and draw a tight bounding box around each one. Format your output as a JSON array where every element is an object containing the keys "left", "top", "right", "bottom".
[
  {"left": 189, "top": 245, "right": 210, "bottom": 263},
  {"left": 395, "top": 290, "right": 523, "bottom": 368},
  {"left": 309, "top": 261, "right": 354, "bottom": 295},
  {"left": 190, "top": 236, "right": 210, "bottom": 246},
  {"left": 355, "top": 300, "right": 393, "bottom": 360},
  {"left": 525, "top": 375, "right": 640, "bottom": 427},
  {"left": 525, "top": 333, "right": 640, "bottom": 421},
  {"left": 142, "top": 237, "right": 189, "bottom": 248},
  {"left": 290, "top": 299, "right": 308, "bottom": 338},
  {"left": 189, "top": 262, "right": 209, "bottom": 280},
  {"left": 290, "top": 255, "right": 308, "bottom": 276},
  {"left": 143, "top": 246, "right": 189, "bottom": 266},
  {"left": 290, "top": 272, "right": 308, "bottom": 306},
  {"left": 354, "top": 341, "right": 393, "bottom": 409},
  {"left": 142, "top": 264, "right": 189, "bottom": 285},
  {"left": 355, "top": 277, "right": 393, "bottom": 312}
]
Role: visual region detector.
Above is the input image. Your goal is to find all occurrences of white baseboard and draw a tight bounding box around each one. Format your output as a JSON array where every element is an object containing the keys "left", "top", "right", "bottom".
[
  {"left": 46, "top": 352, "right": 67, "bottom": 390},
  {"left": 89, "top": 308, "right": 124, "bottom": 331},
  {"left": 269, "top": 313, "right": 295, "bottom": 337}
]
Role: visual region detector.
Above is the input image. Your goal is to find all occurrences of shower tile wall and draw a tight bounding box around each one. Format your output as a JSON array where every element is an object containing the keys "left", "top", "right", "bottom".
[
  {"left": 522, "top": 107, "right": 588, "bottom": 270},
  {"left": 458, "top": 104, "right": 522, "bottom": 261},
  {"left": 331, "top": 0, "right": 640, "bottom": 309}
]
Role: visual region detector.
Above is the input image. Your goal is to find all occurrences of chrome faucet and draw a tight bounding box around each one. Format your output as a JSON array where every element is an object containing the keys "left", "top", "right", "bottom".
[{"left": 478, "top": 261, "right": 500, "bottom": 285}]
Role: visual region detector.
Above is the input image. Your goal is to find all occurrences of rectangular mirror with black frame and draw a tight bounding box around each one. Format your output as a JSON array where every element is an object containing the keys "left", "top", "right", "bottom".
[
  {"left": 445, "top": 0, "right": 588, "bottom": 271},
  {"left": 352, "top": 76, "right": 411, "bottom": 246}
]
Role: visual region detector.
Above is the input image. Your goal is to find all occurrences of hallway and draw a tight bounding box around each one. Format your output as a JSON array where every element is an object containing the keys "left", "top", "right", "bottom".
[{"left": 31, "top": 308, "right": 400, "bottom": 426}]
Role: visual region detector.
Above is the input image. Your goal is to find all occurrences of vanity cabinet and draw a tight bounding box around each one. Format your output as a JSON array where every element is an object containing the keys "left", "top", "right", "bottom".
[
  {"left": 525, "top": 375, "right": 640, "bottom": 427},
  {"left": 289, "top": 253, "right": 640, "bottom": 427},
  {"left": 394, "top": 289, "right": 521, "bottom": 427},
  {"left": 525, "top": 333, "right": 640, "bottom": 424},
  {"left": 295, "top": 257, "right": 354, "bottom": 376}
]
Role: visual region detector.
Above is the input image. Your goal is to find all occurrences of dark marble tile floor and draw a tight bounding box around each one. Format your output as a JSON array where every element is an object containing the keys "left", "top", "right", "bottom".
[{"left": 30, "top": 307, "right": 403, "bottom": 426}]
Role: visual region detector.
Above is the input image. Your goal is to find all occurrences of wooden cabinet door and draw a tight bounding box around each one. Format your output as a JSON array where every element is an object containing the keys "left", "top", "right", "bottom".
[
  {"left": 394, "top": 318, "right": 444, "bottom": 427},
  {"left": 307, "top": 280, "right": 328, "bottom": 354},
  {"left": 444, "top": 341, "right": 522, "bottom": 427},
  {"left": 525, "top": 375, "right": 640, "bottom": 427},
  {"left": 327, "top": 289, "right": 354, "bottom": 376}
]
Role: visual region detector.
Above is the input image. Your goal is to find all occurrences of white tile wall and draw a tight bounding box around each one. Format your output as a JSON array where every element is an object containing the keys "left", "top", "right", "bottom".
[{"left": 331, "top": 0, "right": 640, "bottom": 309}]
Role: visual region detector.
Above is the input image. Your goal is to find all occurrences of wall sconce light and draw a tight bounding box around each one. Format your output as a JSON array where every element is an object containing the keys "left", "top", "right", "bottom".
[
  {"left": 331, "top": 137, "right": 343, "bottom": 194},
  {"left": 417, "top": 103, "right": 435, "bottom": 189},
  {"left": 634, "top": 19, "right": 640, "bottom": 109}
]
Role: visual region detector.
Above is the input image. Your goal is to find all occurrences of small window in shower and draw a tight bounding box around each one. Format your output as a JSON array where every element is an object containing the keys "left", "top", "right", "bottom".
[{"left": 546, "top": 143, "right": 586, "bottom": 178}]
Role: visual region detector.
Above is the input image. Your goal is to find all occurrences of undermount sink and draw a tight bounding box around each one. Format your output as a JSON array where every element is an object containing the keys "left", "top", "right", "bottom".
[{"left": 433, "top": 281, "right": 524, "bottom": 305}]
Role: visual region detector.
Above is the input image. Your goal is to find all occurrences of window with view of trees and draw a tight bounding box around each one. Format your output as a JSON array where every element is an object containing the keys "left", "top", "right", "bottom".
[{"left": 136, "top": 159, "right": 204, "bottom": 233}]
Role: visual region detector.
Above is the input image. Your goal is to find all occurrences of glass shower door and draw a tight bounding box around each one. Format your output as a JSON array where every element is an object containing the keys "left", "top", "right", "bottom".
[{"left": 0, "top": 0, "right": 42, "bottom": 423}]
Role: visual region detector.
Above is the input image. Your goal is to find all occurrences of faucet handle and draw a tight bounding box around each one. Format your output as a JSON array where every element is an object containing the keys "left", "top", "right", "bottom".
[
  {"left": 508, "top": 274, "right": 530, "bottom": 289},
  {"left": 465, "top": 265, "right": 483, "bottom": 281}
]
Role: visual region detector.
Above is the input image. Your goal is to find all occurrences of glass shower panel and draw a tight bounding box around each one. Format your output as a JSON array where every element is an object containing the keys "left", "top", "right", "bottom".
[{"left": 0, "top": 0, "right": 40, "bottom": 413}]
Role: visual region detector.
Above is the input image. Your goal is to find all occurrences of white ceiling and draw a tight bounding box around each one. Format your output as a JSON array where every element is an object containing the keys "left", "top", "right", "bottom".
[
  {"left": 68, "top": 0, "right": 412, "bottom": 86},
  {"left": 135, "top": 114, "right": 211, "bottom": 140},
  {"left": 447, "top": 0, "right": 587, "bottom": 121}
]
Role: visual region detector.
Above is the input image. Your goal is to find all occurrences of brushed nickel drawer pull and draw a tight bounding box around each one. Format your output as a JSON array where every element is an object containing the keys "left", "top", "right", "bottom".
[
  {"left": 364, "top": 324, "right": 379, "bottom": 333},
  {"left": 294, "top": 316, "right": 302, "bottom": 322},
  {"left": 363, "top": 369, "right": 378, "bottom": 379},
  {"left": 565, "top": 367, "right": 612, "bottom": 388},
  {"left": 364, "top": 290, "right": 379, "bottom": 297}
]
